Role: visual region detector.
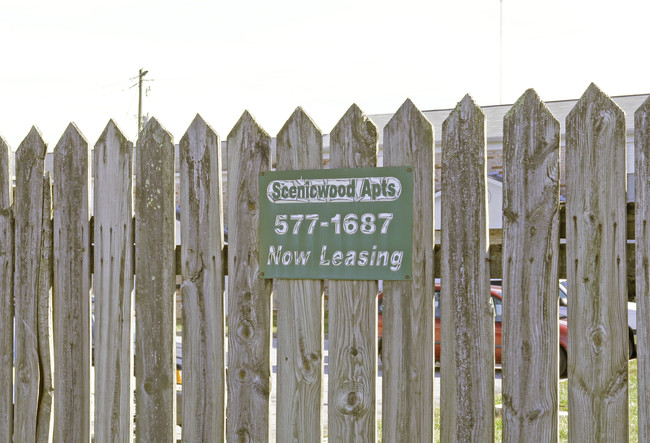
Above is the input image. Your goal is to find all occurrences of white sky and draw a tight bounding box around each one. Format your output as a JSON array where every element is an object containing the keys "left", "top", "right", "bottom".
[{"left": 0, "top": 0, "right": 648, "bottom": 149}]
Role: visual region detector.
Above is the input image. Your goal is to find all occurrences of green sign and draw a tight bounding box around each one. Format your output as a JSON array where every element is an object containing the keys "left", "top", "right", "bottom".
[{"left": 259, "top": 166, "right": 412, "bottom": 280}]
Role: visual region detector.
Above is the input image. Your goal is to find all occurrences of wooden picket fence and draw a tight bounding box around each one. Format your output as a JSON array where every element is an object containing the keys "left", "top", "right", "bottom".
[{"left": 0, "top": 83, "right": 649, "bottom": 442}]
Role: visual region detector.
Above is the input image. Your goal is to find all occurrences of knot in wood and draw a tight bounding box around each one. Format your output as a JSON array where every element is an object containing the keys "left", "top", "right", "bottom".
[
  {"left": 236, "top": 428, "right": 250, "bottom": 443},
  {"left": 589, "top": 325, "right": 606, "bottom": 354},
  {"left": 334, "top": 381, "right": 368, "bottom": 416},
  {"left": 236, "top": 319, "right": 255, "bottom": 342},
  {"left": 299, "top": 351, "right": 320, "bottom": 382}
]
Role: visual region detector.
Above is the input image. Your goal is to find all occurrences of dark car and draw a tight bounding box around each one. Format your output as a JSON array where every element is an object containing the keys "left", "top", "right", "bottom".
[{"left": 378, "top": 284, "right": 570, "bottom": 376}]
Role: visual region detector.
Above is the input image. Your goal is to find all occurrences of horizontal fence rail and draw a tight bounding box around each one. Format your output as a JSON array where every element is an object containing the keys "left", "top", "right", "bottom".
[{"left": 0, "top": 83, "right": 646, "bottom": 442}]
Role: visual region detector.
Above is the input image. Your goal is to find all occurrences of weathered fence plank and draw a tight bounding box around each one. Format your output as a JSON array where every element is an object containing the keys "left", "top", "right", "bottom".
[
  {"left": 328, "top": 104, "right": 378, "bottom": 442},
  {"left": 275, "top": 107, "right": 324, "bottom": 442},
  {"left": 227, "top": 111, "right": 273, "bottom": 442},
  {"left": 381, "top": 99, "right": 435, "bottom": 441},
  {"left": 440, "top": 95, "right": 493, "bottom": 442},
  {"left": 566, "top": 83, "right": 628, "bottom": 441},
  {"left": 0, "top": 135, "right": 12, "bottom": 442},
  {"left": 502, "top": 89, "right": 560, "bottom": 441},
  {"left": 36, "top": 175, "right": 53, "bottom": 443},
  {"left": 94, "top": 120, "right": 134, "bottom": 442},
  {"left": 135, "top": 118, "right": 177, "bottom": 441},
  {"left": 179, "top": 115, "right": 226, "bottom": 442},
  {"left": 53, "top": 123, "right": 91, "bottom": 442},
  {"left": 636, "top": 95, "right": 650, "bottom": 443},
  {"left": 14, "top": 127, "right": 47, "bottom": 443}
]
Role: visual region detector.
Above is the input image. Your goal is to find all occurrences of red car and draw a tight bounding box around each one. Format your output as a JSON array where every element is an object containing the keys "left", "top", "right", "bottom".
[{"left": 378, "top": 284, "right": 570, "bottom": 376}]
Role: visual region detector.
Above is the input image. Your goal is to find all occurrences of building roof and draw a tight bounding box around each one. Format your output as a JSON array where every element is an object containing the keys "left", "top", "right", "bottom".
[{"left": 367, "top": 93, "right": 650, "bottom": 147}]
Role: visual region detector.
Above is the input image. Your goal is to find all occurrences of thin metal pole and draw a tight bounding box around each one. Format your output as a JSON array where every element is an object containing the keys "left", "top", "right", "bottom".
[
  {"left": 138, "top": 68, "right": 148, "bottom": 135},
  {"left": 499, "top": 0, "right": 503, "bottom": 104}
]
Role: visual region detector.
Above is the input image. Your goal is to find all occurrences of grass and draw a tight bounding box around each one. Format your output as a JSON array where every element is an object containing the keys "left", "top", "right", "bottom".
[
  {"left": 489, "top": 359, "right": 639, "bottom": 441},
  {"left": 423, "top": 360, "right": 639, "bottom": 441}
]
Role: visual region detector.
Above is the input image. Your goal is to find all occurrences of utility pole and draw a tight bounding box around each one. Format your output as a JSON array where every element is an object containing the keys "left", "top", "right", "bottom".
[
  {"left": 499, "top": 0, "right": 503, "bottom": 104},
  {"left": 138, "top": 68, "right": 149, "bottom": 135}
]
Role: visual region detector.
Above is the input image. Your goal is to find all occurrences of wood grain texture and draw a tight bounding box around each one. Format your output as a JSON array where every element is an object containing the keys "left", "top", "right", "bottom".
[
  {"left": 226, "top": 111, "right": 273, "bottom": 443},
  {"left": 36, "top": 175, "right": 53, "bottom": 443},
  {"left": 0, "top": 136, "right": 12, "bottom": 442},
  {"left": 179, "top": 115, "right": 226, "bottom": 442},
  {"left": 53, "top": 123, "right": 91, "bottom": 442},
  {"left": 566, "top": 83, "right": 628, "bottom": 441},
  {"left": 440, "top": 95, "right": 494, "bottom": 442},
  {"left": 14, "top": 127, "right": 47, "bottom": 443},
  {"left": 328, "top": 104, "right": 378, "bottom": 442},
  {"left": 381, "top": 99, "right": 435, "bottom": 442},
  {"left": 135, "top": 118, "right": 177, "bottom": 441},
  {"left": 275, "top": 107, "right": 324, "bottom": 443},
  {"left": 94, "top": 120, "right": 134, "bottom": 442},
  {"left": 636, "top": 95, "right": 650, "bottom": 443},
  {"left": 501, "top": 89, "right": 560, "bottom": 441}
]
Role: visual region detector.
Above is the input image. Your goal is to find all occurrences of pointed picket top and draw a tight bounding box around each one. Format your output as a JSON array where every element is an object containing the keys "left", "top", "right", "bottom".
[
  {"left": 386, "top": 98, "right": 430, "bottom": 132},
  {"left": 384, "top": 98, "right": 433, "bottom": 161},
  {"left": 505, "top": 88, "right": 544, "bottom": 121},
  {"left": 17, "top": 126, "right": 47, "bottom": 163},
  {"left": 385, "top": 98, "right": 429, "bottom": 132},
  {"left": 276, "top": 107, "right": 322, "bottom": 169},
  {"left": 442, "top": 94, "right": 486, "bottom": 170},
  {"left": 503, "top": 88, "right": 560, "bottom": 172},
  {"left": 568, "top": 83, "right": 625, "bottom": 127},
  {"left": 329, "top": 104, "right": 377, "bottom": 169},
  {"left": 54, "top": 123, "right": 88, "bottom": 160},
  {"left": 138, "top": 116, "right": 173, "bottom": 148},
  {"left": 180, "top": 114, "right": 219, "bottom": 162},
  {"left": 96, "top": 120, "right": 131, "bottom": 155},
  {"left": 444, "top": 94, "right": 485, "bottom": 131},
  {"left": 228, "top": 110, "right": 270, "bottom": 141},
  {"left": 185, "top": 113, "right": 212, "bottom": 138},
  {"left": 279, "top": 106, "right": 321, "bottom": 135}
]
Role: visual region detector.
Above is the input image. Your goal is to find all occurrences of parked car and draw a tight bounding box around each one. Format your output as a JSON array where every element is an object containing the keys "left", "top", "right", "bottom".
[
  {"left": 378, "top": 284, "right": 570, "bottom": 376},
  {"left": 558, "top": 279, "right": 637, "bottom": 358}
]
